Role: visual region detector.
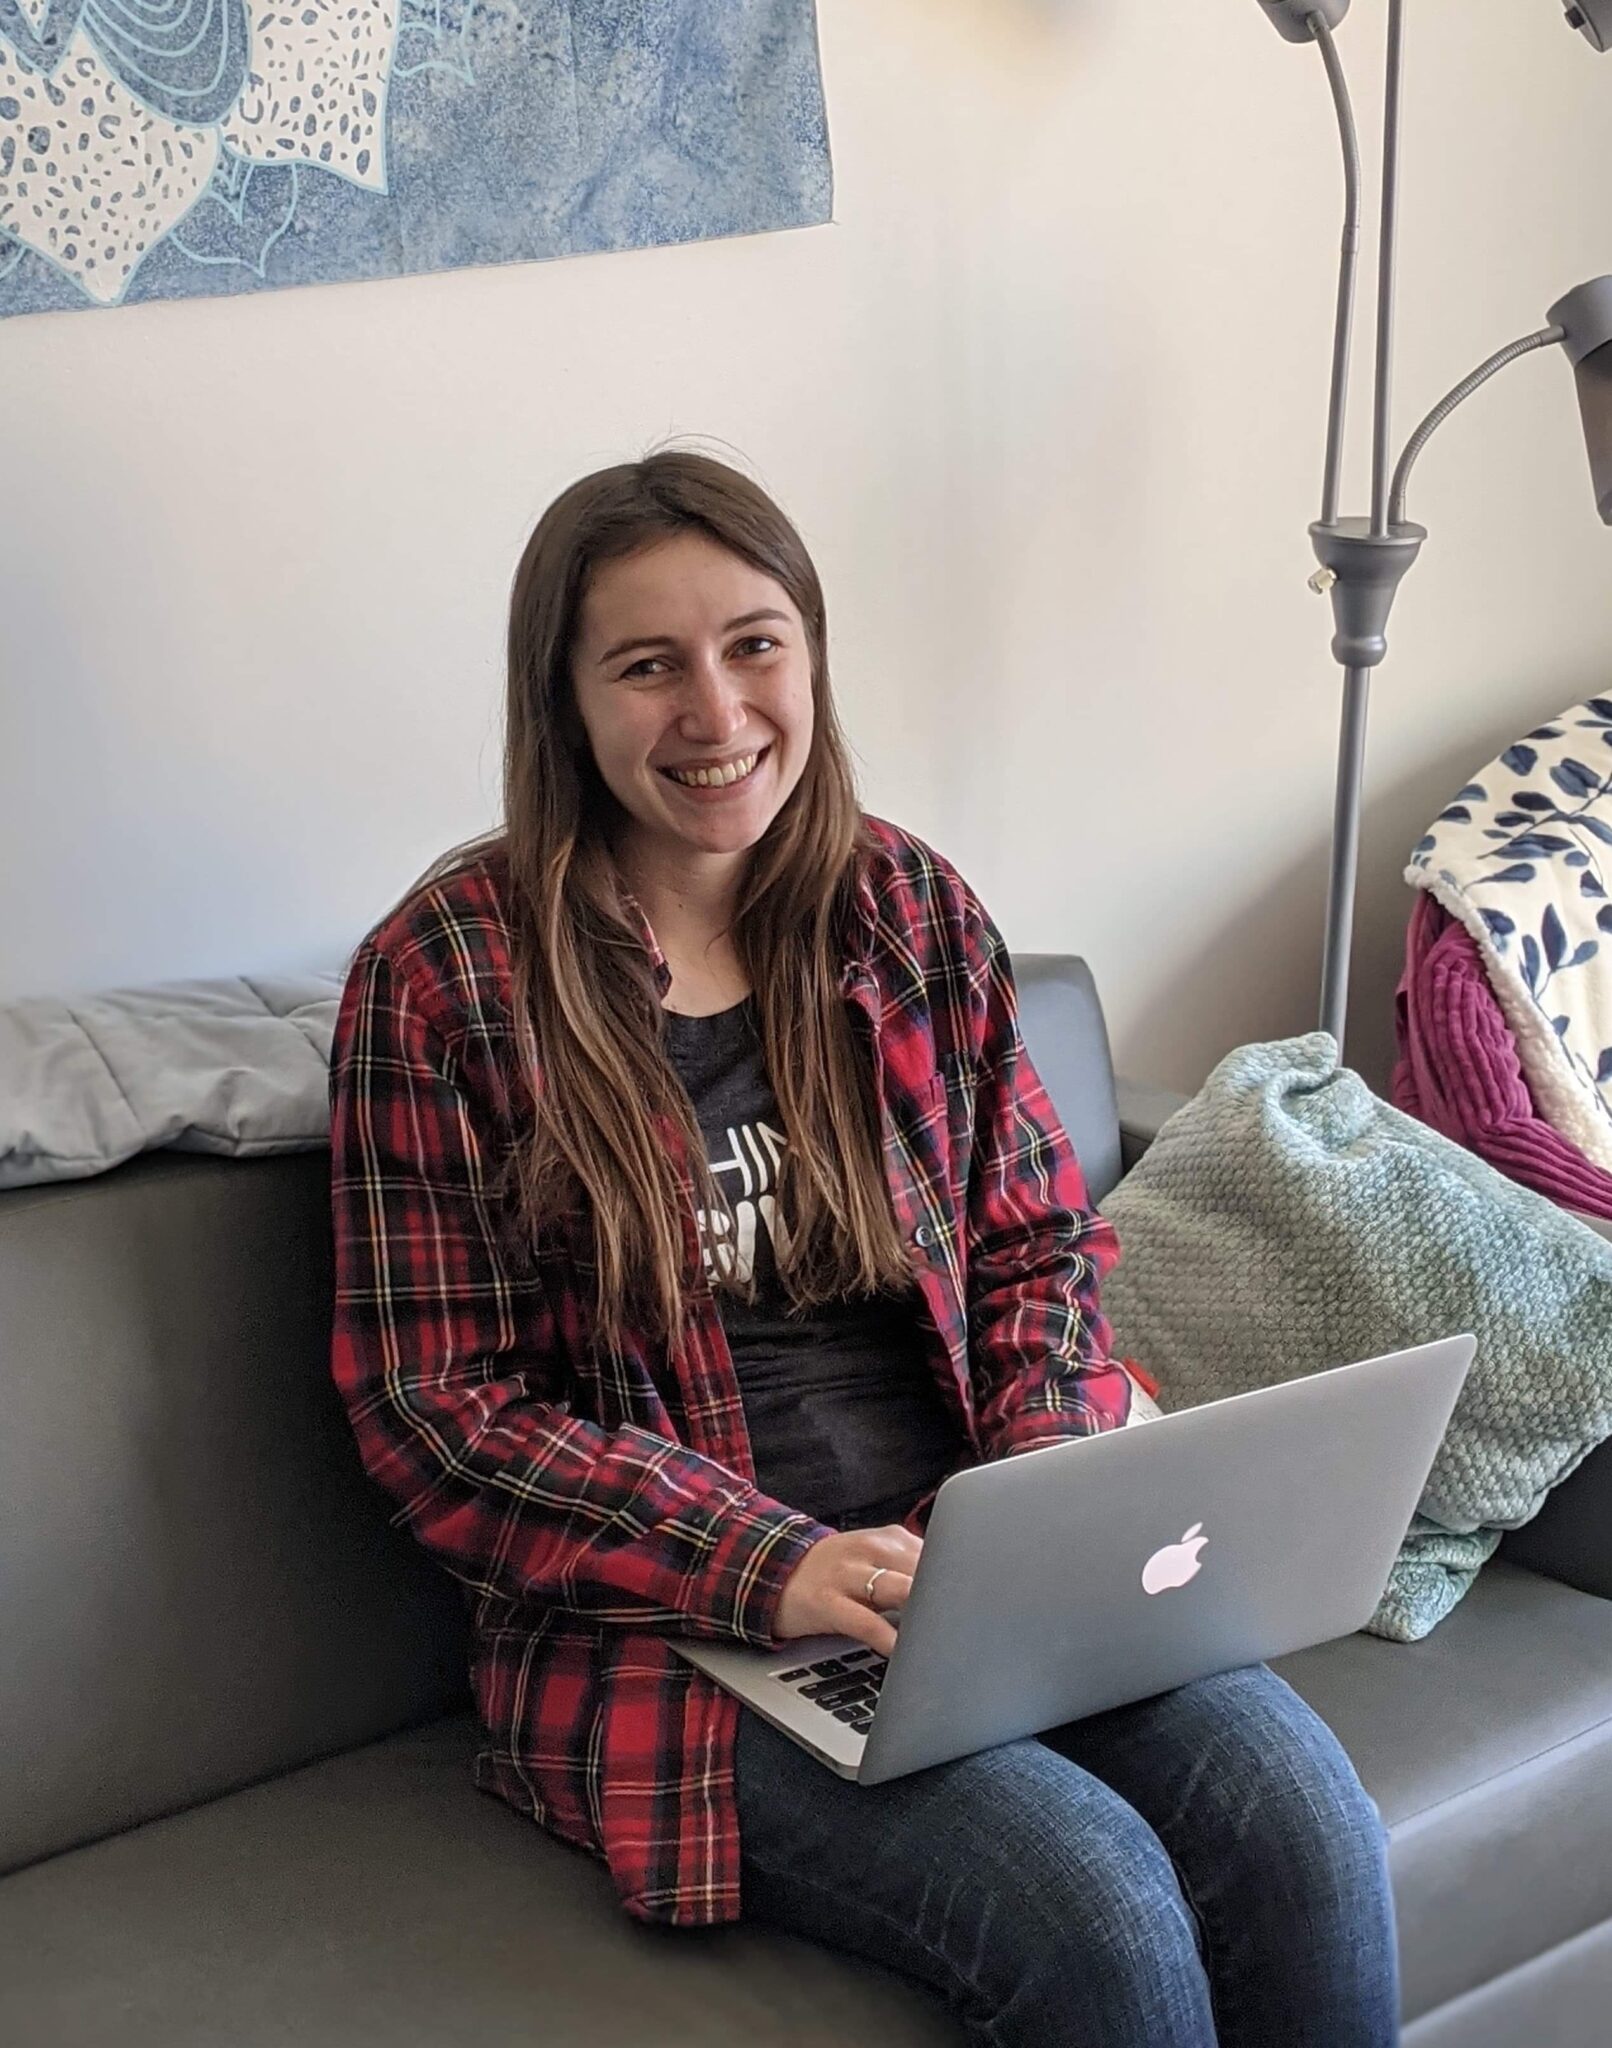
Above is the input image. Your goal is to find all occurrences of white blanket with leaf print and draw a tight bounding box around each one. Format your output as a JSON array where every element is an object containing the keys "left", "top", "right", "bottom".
[{"left": 1407, "top": 695, "right": 1612, "bottom": 1172}]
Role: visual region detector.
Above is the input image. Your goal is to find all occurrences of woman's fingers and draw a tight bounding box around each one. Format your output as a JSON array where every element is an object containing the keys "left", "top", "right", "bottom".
[
  {"left": 861, "top": 1568, "right": 915, "bottom": 1614},
  {"left": 773, "top": 1523, "right": 925, "bottom": 1653},
  {"left": 846, "top": 1528, "right": 919, "bottom": 1605},
  {"left": 830, "top": 1594, "right": 901, "bottom": 1659}
]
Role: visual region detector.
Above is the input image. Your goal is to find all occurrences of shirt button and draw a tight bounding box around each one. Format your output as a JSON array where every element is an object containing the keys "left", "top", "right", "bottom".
[{"left": 913, "top": 1224, "right": 936, "bottom": 1249}]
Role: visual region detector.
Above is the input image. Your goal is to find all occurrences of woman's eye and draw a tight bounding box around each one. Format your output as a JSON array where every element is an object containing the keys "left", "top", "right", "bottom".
[{"left": 620, "top": 638, "right": 776, "bottom": 678}]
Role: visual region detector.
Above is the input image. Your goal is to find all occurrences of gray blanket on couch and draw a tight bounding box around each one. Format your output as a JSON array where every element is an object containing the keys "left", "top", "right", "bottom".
[{"left": 0, "top": 974, "right": 344, "bottom": 1191}]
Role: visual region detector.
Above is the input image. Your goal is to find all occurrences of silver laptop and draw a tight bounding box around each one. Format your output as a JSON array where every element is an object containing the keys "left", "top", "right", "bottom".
[{"left": 672, "top": 1335, "right": 1475, "bottom": 1784}]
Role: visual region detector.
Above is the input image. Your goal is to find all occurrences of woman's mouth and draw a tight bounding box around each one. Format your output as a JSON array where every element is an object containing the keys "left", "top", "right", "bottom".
[{"left": 658, "top": 745, "right": 770, "bottom": 793}]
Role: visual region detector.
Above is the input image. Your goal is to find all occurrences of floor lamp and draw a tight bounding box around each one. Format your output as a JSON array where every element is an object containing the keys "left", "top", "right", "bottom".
[{"left": 1255, "top": 0, "right": 1612, "bottom": 1060}]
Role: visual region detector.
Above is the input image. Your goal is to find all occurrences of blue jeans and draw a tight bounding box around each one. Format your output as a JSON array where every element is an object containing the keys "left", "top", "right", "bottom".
[{"left": 734, "top": 1663, "right": 1399, "bottom": 2046}]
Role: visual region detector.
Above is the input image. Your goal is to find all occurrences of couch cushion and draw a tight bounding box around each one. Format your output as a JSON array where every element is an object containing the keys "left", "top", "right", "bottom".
[
  {"left": 1273, "top": 1559, "right": 1612, "bottom": 2021},
  {"left": 7, "top": 1562, "right": 1608, "bottom": 2046},
  {"left": 0, "top": 1715, "right": 957, "bottom": 2048},
  {"left": 1401, "top": 1916, "right": 1612, "bottom": 2048},
  {"left": 0, "top": 1152, "right": 468, "bottom": 1875}
]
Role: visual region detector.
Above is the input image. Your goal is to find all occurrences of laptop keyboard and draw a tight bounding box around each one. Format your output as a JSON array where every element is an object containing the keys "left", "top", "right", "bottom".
[{"left": 772, "top": 1647, "right": 888, "bottom": 1734}]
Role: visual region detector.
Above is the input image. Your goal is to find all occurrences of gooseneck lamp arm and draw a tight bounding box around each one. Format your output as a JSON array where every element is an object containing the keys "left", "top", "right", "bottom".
[
  {"left": 1388, "top": 327, "right": 1568, "bottom": 527},
  {"left": 1370, "top": 0, "right": 1406, "bottom": 538},
  {"left": 1251, "top": 0, "right": 1611, "bottom": 1059},
  {"left": 1312, "top": 18, "right": 1360, "bottom": 529}
]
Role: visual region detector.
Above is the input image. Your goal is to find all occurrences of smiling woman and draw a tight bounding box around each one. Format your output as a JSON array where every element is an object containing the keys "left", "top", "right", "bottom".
[{"left": 324, "top": 449, "right": 1399, "bottom": 2043}]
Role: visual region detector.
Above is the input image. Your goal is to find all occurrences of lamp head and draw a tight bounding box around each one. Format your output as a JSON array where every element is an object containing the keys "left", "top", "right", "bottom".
[
  {"left": 1548, "top": 277, "right": 1612, "bottom": 524},
  {"left": 1255, "top": 1, "right": 1350, "bottom": 40},
  {"left": 1563, "top": 2, "right": 1612, "bottom": 52}
]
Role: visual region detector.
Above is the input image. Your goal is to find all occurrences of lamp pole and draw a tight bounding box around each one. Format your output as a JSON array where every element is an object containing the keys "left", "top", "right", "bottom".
[{"left": 1254, "top": 0, "right": 1612, "bottom": 1059}]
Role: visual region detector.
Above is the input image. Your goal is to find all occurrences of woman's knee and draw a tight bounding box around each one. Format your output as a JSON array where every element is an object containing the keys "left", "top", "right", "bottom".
[
  {"left": 740, "top": 1729, "right": 1216, "bottom": 2042},
  {"left": 1184, "top": 1667, "right": 1391, "bottom": 1902},
  {"left": 924, "top": 1783, "right": 1217, "bottom": 2047},
  {"left": 929, "top": 1738, "right": 1208, "bottom": 1946}
]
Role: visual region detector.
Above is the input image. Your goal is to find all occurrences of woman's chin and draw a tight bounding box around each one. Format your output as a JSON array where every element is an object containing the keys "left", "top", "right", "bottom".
[
  {"left": 675, "top": 813, "right": 774, "bottom": 858},
  {"left": 649, "top": 781, "right": 783, "bottom": 854}
]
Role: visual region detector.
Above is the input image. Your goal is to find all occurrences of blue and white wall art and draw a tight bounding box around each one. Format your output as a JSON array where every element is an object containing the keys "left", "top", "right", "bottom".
[{"left": 0, "top": 0, "right": 830, "bottom": 317}]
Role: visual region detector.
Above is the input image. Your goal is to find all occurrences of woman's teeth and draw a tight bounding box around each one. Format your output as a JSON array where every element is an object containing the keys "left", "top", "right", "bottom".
[{"left": 663, "top": 750, "right": 762, "bottom": 789}]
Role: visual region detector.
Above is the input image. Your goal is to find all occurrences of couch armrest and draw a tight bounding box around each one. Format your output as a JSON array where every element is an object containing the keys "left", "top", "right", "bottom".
[
  {"left": 1499, "top": 1436, "right": 1612, "bottom": 1603},
  {"left": 1115, "top": 1076, "right": 1190, "bottom": 1176}
]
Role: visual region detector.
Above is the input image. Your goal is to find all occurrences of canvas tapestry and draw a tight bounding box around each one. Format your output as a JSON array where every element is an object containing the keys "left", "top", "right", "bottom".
[{"left": 0, "top": 0, "right": 830, "bottom": 317}]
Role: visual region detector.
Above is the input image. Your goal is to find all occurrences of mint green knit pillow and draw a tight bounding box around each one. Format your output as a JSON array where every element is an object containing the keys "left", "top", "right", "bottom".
[{"left": 1100, "top": 1034, "right": 1612, "bottom": 1640}]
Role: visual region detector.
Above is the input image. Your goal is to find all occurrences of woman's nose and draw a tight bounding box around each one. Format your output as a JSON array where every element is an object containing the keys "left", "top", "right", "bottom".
[{"left": 678, "top": 657, "right": 747, "bottom": 741}]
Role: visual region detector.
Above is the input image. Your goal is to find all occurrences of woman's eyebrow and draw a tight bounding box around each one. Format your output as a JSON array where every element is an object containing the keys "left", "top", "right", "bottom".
[{"left": 596, "top": 608, "right": 791, "bottom": 666}]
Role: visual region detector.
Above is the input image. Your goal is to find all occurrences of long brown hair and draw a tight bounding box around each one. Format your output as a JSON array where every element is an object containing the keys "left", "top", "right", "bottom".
[{"left": 420, "top": 452, "right": 913, "bottom": 1354}]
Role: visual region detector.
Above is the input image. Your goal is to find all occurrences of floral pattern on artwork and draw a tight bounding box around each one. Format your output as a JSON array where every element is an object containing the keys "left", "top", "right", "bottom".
[{"left": 0, "top": 0, "right": 831, "bottom": 315}]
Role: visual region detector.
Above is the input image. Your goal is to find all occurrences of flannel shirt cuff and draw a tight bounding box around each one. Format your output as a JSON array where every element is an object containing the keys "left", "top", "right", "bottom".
[
  {"left": 675, "top": 1494, "right": 833, "bottom": 1647},
  {"left": 990, "top": 1367, "right": 1134, "bottom": 1461}
]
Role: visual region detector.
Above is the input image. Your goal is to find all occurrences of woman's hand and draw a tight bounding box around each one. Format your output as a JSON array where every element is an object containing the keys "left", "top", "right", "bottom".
[{"left": 774, "top": 1525, "right": 923, "bottom": 1658}]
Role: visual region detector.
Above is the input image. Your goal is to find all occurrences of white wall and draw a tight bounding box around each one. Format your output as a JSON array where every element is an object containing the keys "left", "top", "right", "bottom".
[{"left": 4, "top": 0, "right": 1612, "bottom": 1096}]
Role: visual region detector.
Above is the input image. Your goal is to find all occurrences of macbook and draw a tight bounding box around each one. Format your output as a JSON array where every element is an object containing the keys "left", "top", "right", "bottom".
[{"left": 672, "top": 1335, "right": 1475, "bottom": 1783}]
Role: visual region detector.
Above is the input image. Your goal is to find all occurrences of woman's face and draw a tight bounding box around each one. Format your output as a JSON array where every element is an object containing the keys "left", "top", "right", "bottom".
[{"left": 569, "top": 529, "right": 816, "bottom": 880}]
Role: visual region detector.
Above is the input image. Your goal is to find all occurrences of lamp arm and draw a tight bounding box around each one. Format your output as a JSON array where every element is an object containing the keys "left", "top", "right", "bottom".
[
  {"left": 1387, "top": 324, "right": 1567, "bottom": 525},
  {"left": 1370, "top": 0, "right": 1407, "bottom": 533},
  {"left": 1312, "top": 16, "right": 1362, "bottom": 527}
]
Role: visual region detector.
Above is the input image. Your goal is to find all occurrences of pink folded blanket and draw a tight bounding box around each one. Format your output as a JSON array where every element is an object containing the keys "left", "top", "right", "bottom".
[{"left": 1393, "top": 892, "right": 1612, "bottom": 1219}]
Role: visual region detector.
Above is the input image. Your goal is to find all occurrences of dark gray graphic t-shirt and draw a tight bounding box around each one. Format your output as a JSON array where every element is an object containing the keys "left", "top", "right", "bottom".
[{"left": 662, "top": 997, "right": 964, "bottom": 1530}]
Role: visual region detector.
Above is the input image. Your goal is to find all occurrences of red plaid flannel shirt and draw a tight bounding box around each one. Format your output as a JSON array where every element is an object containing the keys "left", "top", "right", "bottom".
[{"left": 329, "top": 815, "right": 1130, "bottom": 1926}]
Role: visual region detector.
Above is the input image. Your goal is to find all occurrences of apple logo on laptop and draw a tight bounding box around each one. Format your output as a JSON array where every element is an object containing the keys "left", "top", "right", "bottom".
[{"left": 1142, "top": 1523, "right": 1208, "bottom": 1596}]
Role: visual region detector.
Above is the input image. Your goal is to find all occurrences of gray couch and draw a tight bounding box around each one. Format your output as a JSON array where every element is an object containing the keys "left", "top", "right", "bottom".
[{"left": 3, "top": 955, "right": 1610, "bottom": 2046}]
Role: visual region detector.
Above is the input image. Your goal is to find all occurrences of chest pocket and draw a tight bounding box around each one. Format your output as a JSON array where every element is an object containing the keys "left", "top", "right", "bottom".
[{"left": 898, "top": 1053, "right": 977, "bottom": 1213}]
